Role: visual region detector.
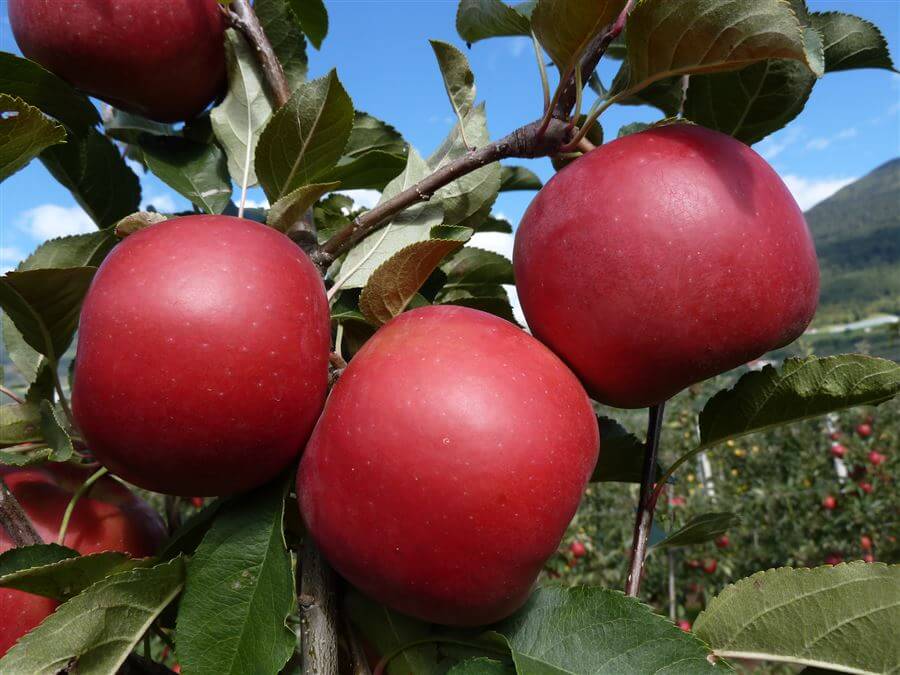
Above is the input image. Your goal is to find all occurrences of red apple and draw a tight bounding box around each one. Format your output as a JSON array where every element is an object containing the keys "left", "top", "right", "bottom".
[
  {"left": 514, "top": 124, "right": 818, "bottom": 408},
  {"left": 570, "top": 540, "right": 587, "bottom": 558},
  {"left": 0, "top": 464, "right": 166, "bottom": 656},
  {"left": 856, "top": 423, "right": 873, "bottom": 438},
  {"left": 863, "top": 554, "right": 875, "bottom": 563},
  {"left": 669, "top": 496, "right": 686, "bottom": 507},
  {"left": 822, "top": 495, "right": 837, "bottom": 510},
  {"left": 830, "top": 443, "right": 847, "bottom": 459},
  {"left": 829, "top": 431, "right": 841, "bottom": 441},
  {"left": 703, "top": 559, "right": 718, "bottom": 574},
  {"left": 73, "top": 216, "right": 330, "bottom": 496},
  {"left": 715, "top": 535, "right": 729, "bottom": 549},
  {"left": 860, "top": 535, "right": 872, "bottom": 551},
  {"left": 9, "top": 0, "right": 225, "bottom": 122},
  {"left": 824, "top": 553, "right": 843, "bottom": 566},
  {"left": 868, "top": 451, "right": 886, "bottom": 467},
  {"left": 859, "top": 481, "right": 874, "bottom": 495},
  {"left": 677, "top": 620, "right": 692, "bottom": 632},
  {"left": 297, "top": 306, "right": 599, "bottom": 626},
  {"left": 686, "top": 559, "right": 702, "bottom": 570}
]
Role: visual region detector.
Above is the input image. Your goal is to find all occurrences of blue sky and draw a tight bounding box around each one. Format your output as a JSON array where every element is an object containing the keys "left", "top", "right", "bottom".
[{"left": 1, "top": 0, "right": 898, "bottom": 275}]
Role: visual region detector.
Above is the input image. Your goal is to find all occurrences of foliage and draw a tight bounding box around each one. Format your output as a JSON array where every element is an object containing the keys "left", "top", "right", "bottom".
[{"left": 0, "top": 0, "right": 897, "bottom": 673}]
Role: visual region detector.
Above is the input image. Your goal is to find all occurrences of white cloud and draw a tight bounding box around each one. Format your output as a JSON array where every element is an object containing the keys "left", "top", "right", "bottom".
[
  {"left": 141, "top": 193, "right": 177, "bottom": 213},
  {"left": 18, "top": 204, "right": 96, "bottom": 240},
  {"left": 805, "top": 127, "right": 857, "bottom": 151},
  {"left": 0, "top": 246, "right": 24, "bottom": 262},
  {"left": 781, "top": 174, "right": 856, "bottom": 210},
  {"left": 241, "top": 198, "right": 270, "bottom": 210},
  {"left": 337, "top": 189, "right": 381, "bottom": 210}
]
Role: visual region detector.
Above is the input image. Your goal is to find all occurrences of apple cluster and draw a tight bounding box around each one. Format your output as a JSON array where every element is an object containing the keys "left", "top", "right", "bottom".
[{"left": 3, "top": 0, "right": 820, "bottom": 646}]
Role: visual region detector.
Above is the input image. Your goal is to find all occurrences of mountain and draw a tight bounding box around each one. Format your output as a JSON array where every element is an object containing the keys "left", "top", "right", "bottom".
[{"left": 805, "top": 157, "right": 900, "bottom": 325}]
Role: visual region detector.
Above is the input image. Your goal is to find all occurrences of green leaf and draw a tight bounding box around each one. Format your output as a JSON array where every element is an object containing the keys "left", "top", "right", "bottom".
[
  {"left": 256, "top": 70, "right": 354, "bottom": 201},
  {"left": 620, "top": 0, "right": 811, "bottom": 101},
  {"left": 615, "top": 74, "right": 685, "bottom": 117},
  {"left": 160, "top": 498, "right": 225, "bottom": 560},
  {"left": 40, "top": 128, "right": 141, "bottom": 228},
  {"left": 338, "top": 148, "right": 444, "bottom": 289},
  {"left": 319, "top": 111, "right": 407, "bottom": 190},
  {"left": 0, "top": 544, "right": 78, "bottom": 577},
  {"left": 699, "top": 355, "right": 900, "bottom": 449},
  {"left": 18, "top": 230, "right": 116, "bottom": 270},
  {"left": 491, "top": 585, "right": 724, "bottom": 673},
  {"left": 438, "top": 285, "right": 518, "bottom": 324},
  {"left": 0, "top": 402, "right": 42, "bottom": 445},
  {"left": 617, "top": 121, "right": 653, "bottom": 138},
  {"left": 695, "top": 563, "right": 899, "bottom": 674},
  {"left": 532, "top": 0, "right": 626, "bottom": 71},
  {"left": 431, "top": 40, "right": 477, "bottom": 142},
  {"left": 0, "top": 550, "right": 147, "bottom": 601},
  {"left": 441, "top": 246, "right": 513, "bottom": 288},
  {"left": 683, "top": 58, "right": 816, "bottom": 144},
  {"left": 448, "top": 658, "right": 514, "bottom": 674},
  {"left": 1, "top": 316, "right": 44, "bottom": 390},
  {"left": 456, "top": 0, "right": 532, "bottom": 44},
  {"left": 477, "top": 214, "right": 513, "bottom": 233},
  {"left": 0, "top": 52, "right": 99, "bottom": 132},
  {"left": 429, "top": 104, "right": 501, "bottom": 228},
  {"left": 37, "top": 399, "right": 72, "bottom": 461},
  {"left": 359, "top": 236, "right": 469, "bottom": 325},
  {"left": 255, "top": 0, "right": 309, "bottom": 90},
  {"left": 0, "top": 94, "right": 66, "bottom": 182},
  {"left": 267, "top": 181, "right": 340, "bottom": 232},
  {"left": 590, "top": 416, "right": 650, "bottom": 483},
  {"left": 0, "top": 267, "right": 97, "bottom": 362},
  {"left": 212, "top": 29, "right": 275, "bottom": 188},
  {"left": 499, "top": 165, "right": 542, "bottom": 191},
  {"left": 0, "top": 557, "right": 185, "bottom": 675},
  {"left": 103, "top": 109, "right": 174, "bottom": 145},
  {"left": 287, "top": 0, "right": 328, "bottom": 49},
  {"left": 345, "top": 588, "right": 441, "bottom": 675},
  {"left": 141, "top": 134, "right": 232, "bottom": 214},
  {"left": 811, "top": 12, "right": 896, "bottom": 73},
  {"left": 653, "top": 513, "right": 738, "bottom": 549},
  {"left": 176, "top": 480, "right": 295, "bottom": 675}
]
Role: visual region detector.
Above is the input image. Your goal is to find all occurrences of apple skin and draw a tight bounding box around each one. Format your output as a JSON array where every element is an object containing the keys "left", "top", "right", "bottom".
[
  {"left": 9, "top": 0, "right": 225, "bottom": 122},
  {"left": 297, "top": 306, "right": 599, "bottom": 626},
  {"left": 514, "top": 124, "right": 819, "bottom": 408},
  {"left": 0, "top": 463, "right": 166, "bottom": 656},
  {"left": 73, "top": 215, "right": 330, "bottom": 496}
]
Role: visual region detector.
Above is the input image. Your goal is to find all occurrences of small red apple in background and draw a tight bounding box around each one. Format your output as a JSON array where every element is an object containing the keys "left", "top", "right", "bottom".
[
  {"left": 868, "top": 451, "right": 886, "bottom": 467},
  {"left": 190, "top": 497, "right": 205, "bottom": 509},
  {"left": 829, "top": 431, "right": 842, "bottom": 441},
  {"left": 863, "top": 414, "right": 874, "bottom": 424},
  {"left": 822, "top": 495, "right": 837, "bottom": 510},
  {"left": 0, "top": 464, "right": 165, "bottom": 656},
  {"left": 830, "top": 443, "right": 847, "bottom": 459},
  {"left": 715, "top": 535, "right": 729, "bottom": 549},
  {"left": 514, "top": 124, "right": 818, "bottom": 408},
  {"left": 860, "top": 536, "right": 872, "bottom": 551},
  {"left": 73, "top": 216, "right": 330, "bottom": 496},
  {"left": 669, "top": 496, "right": 686, "bottom": 507},
  {"left": 859, "top": 481, "right": 874, "bottom": 495},
  {"left": 703, "top": 559, "right": 718, "bottom": 574},
  {"left": 297, "top": 306, "right": 599, "bottom": 626},
  {"left": 824, "top": 553, "right": 843, "bottom": 566},
  {"left": 686, "top": 559, "right": 702, "bottom": 570},
  {"left": 863, "top": 554, "right": 875, "bottom": 563},
  {"left": 8, "top": 0, "right": 225, "bottom": 122},
  {"left": 570, "top": 540, "right": 587, "bottom": 558},
  {"left": 856, "top": 423, "right": 873, "bottom": 438},
  {"left": 677, "top": 620, "right": 692, "bottom": 632}
]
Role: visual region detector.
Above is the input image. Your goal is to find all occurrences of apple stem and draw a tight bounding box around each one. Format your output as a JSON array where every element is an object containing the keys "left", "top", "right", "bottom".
[
  {"left": 625, "top": 401, "right": 666, "bottom": 598},
  {"left": 343, "top": 615, "right": 373, "bottom": 675},
  {"left": 0, "top": 384, "right": 25, "bottom": 404},
  {"left": 298, "top": 537, "right": 339, "bottom": 675},
  {"left": 56, "top": 467, "right": 108, "bottom": 546},
  {"left": 225, "top": 0, "right": 291, "bottom": 108},
  {"left": 0, "top": 477, "right": 43, "bottom": 547}
]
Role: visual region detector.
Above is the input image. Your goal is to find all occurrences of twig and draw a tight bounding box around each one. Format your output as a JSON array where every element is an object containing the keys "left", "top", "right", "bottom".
[
  {"left": 57, "top": 467, "right": 108, "bottom": 545},
  {"left": 299, "top": 538, "right": 339, "bottom": 675},
  {"left": 226, "top": 0, "right": 291, "bottom": 107},
  {"left": 0, "top": 384, "right": 25, "bottom": 404},
  {"left": 0, "top": 476, "right": 43, "bottom": 547},
  {"left": 316, "top": 117, "right": 573, "bottom": 265},
  {"left": 344, "top": 615, "right": 373, "bottom": 675},
  {"left": 164, "top": 496, "right": 183, "bottom": 535},
  {"left": 625, "top": 402, "right": 666, "bottom": 597}
]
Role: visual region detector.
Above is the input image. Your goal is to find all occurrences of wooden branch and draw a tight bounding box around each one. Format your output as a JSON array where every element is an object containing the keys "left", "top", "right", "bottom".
[
  {"left": 0, "top": 477, "right": 43, "bottom": 547},
  {"left": 227, "top": 0, "right": 291, "bottom": 107},
  {"left": 299, "top": 538, "right": 339, "bottom": 675}
]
